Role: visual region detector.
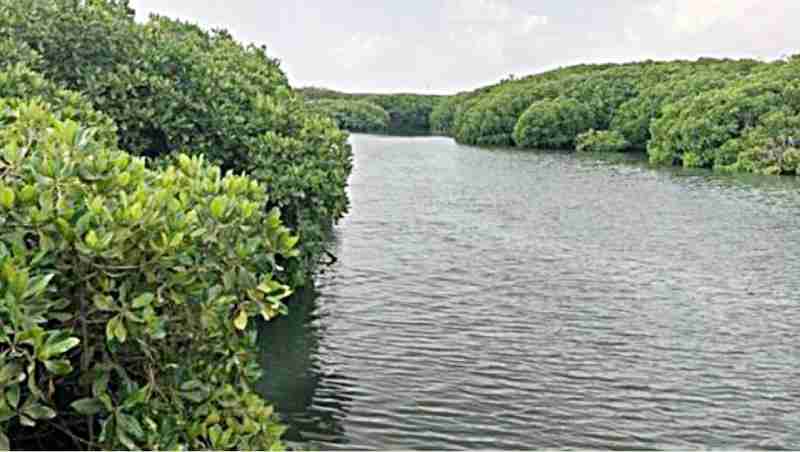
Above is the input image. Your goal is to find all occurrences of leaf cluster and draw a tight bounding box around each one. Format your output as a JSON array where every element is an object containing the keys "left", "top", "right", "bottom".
[
  {"left": 0, "top": 0, "right": 353, "bottom": 275},
  {"left": 576, "top": 130, "right": 630, "bottom": 153},
  {"left": 0, "top": 98, "right": 296, "bottom": 450},
  {"left": 308, "top": 99, "right": 390, "bottom": 133}
]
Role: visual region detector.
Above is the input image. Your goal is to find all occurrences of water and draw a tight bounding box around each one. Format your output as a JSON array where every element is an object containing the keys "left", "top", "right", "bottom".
[{"left": 257, "top": 134, "right": 800, "bottom": 450}]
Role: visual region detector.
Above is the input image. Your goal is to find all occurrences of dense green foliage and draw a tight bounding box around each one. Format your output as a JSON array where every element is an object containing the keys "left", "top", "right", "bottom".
[
  {"left": 576, "top": 130, "right": 630, "bottom": 153},
  {"left": 439, "top": 65, "right": 616, "bottom": 146},
  {"left": 429, "top": 94, "right": 471, "bottom": 136},
  {"left": 0, "top": 65, "right": 118, "bottom": 148},
  {"left": 300, "top": 88, "right": 441, "bottom": 134},
  {"left": 431, "top": 57, "right": 800, "bottom": 175},
  {"left": 513, "top": 98, "right": 595, "bottom": 149},
  {"left": 0, "top": 39, "right": 42, "bottom": 70},
  {"left": 308, "top": 99, "right": 390, "bottom": 133},
  {"left": 0, "top": 0, "right": 353, "bottom": 273},
  {"left": 0, "top": 0, "right": 355, "bottom": 450},
  {"left": 0, "top": 99, "right": 294, "bottom": 450},
  {"left": 648, "top": 60, "right": 800, "bottom": 173},
  {"left": 367, "top": 94, "right": 440, "bottom": 134}
]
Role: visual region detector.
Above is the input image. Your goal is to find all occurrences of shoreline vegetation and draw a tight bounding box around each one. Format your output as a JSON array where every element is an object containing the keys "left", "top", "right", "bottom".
[
  {"left": 0, "top": 1, "right": 350, "bottom": 450},
  {"left": 299, "top": 87, "right": 442, "bottom": 136},
  {"left": 1, "top": 0, "right": 798, "bottom": 450},
  {"left": 311, "top": 56, "right": 800, "bottom": 176}
]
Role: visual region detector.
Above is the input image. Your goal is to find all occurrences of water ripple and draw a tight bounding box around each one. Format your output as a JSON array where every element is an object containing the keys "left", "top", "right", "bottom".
[{"left": 259, "top": 135, "right": 800, "bottom": 450}]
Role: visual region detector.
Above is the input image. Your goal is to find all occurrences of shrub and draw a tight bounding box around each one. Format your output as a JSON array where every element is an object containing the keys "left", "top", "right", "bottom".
[
  {"left": 0, "top": 38, "right": 42, "bottom": 70},
  {"left": 308, "top": 99, "right": 390, "bottom": 133},
  {"left": 429, "top": 93, "right": 471, "bottom": 136},
  {"left": 365, "top": 94, "right": 440, "bottom": 133},
  {"left": 455, "top": 90, "right": 547, "bottom": 146},
  {"left": 576, "top": 129, "right": 630, "bottom": 152},
  {"left": 0, "top": 64, "right": 118, "bottom": 148},
  {"left": 300, "top": 88, "right": 440, "bottom": 134},
  {"left": 513, "top": 97, "right": 596, "bottom": 149},
  {"left": 609, "top": 70, "right": 746, "bottom": 149},
  {"left": 0, "top": 0, "right": 353, "bottom": 277},
  {"left": 648, "top": 74, "right": 796, "bottom": 168},
  {"left": 0, "top": 100, "right": 296, "bottom": 450},
  {"left": 448, "top": 65, "right": 629, "bottom": 146},
  {"left": 722, "top": 110, "right": 800, "bottom": 175}
]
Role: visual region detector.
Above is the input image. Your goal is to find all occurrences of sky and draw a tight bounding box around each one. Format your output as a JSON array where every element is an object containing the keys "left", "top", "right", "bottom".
[{"left": 129, "top": 0, "right": 800, "bottom": 95}]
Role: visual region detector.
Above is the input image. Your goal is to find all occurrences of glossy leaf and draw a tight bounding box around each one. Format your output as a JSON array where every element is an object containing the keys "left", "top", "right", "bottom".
[{"left": 71, "top": 398, "right": 105, "bottom": 415}]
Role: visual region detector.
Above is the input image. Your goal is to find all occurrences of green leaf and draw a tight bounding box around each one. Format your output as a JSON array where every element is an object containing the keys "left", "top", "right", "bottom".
[
  {"left": 0, "top": 431, "right": 8, "bottom": 451},
  {"left": 99, "top": 394, "right": 114, "bottom": 412},
  {"left": 131, "top": 292, "right": 154, "bottom": 309},
  {"left": 22, "top": 402, "right": 56, "bottom": 421},
  {"left": 282, "top": 233, "right": 300, "bottom": 250},
  {"left": 85, "top": 230, "right": 98, "bottom": 248},
  {"left": 208, "top": 424, "right": 222, "bottom": 447},
  {"left": 0, "top": 363, "right": 23, "bottom": 386},
  {"left": 98, "top": 417, "right": 111, "bottom": 443},
  {"left": 71, "top": 397, "right": 105, "bottom": 415},
  {"left": 122, "top": 385, "right": 149, "bottom": 409},
  {"left": 42, "top": 336, "right": 80, "bottom": 359},
  {"left": 106, "top": 316, "right": 127, "bottom": 343},
  {"left": 23, "top": 274, "right": 54, "bottom": 299},
  {"left": 117, "top": 413, "right": 145, "bottom": 440},
  {"left": 43, "top": 359, "right": 73, "bottom": 376},
  {"left": 266, "top": 207, "right": 282, "bottom": 228},
  {"left": 178, "top": 153, "right": 192, "bottom": 169},
  {"left": 10, "top": 269, "right": 28, "bottom": 299},
  {"left": 93, "top": 294, "right": 116, "bottom": 312},
  {"left": 0, "top": 186, "right": 14, "bottom": 209},
  {"left": 5, "top": 385, "right": 19, "bottom": 409},
  {"left": 144, "top": 416, "right": 158, "bottom": 432},
  {"left": 115, "top": 426, "right": 137, "bottom": 450},
  {"left": 92, "top": 371, "right": 110, "bottom": 397},
  {"left": 221, "top": 427, "right": 235, "bottom": 446},
  {"left": 0, "top": 398, "right": 15, "bottom": 424},
  {"left": 234, "top": 310, "right": 248, "bottom": 331},
  {"left": 209, "top": 196, "right": 227, "bottom": 220}
]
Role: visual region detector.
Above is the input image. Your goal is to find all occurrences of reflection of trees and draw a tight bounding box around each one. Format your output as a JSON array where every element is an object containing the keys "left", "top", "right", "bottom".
[{"left": 255, "top": 286, "right": 353, "bottom": 445}]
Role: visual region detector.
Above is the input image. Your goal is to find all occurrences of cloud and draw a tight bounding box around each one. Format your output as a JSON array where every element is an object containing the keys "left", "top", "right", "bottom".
[
  {"left": 624, "top": 27, "right": 641, "bottom": 45},
  {"left": 447, "top": 0, "right": 548, "bottom": 35},
  {"left": 516, "top": 15, "right": 550, "bottom": 35},
  {"left": 129, "top": 0, "right": 800, "bottom": 93},
  {"left": 646, "top": 0, "right": 762, "bottom": 35},
  {"left": 443, "top": 0, "right": 549, "bottom": 66},
  {"left": 331, "top": 33, "right": 395, "bottom": 70}
]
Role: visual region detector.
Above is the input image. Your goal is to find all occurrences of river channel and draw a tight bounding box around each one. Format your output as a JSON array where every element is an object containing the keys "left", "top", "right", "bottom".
[{"left": 258, "top": 134, "right": 800, "bottom": 450}]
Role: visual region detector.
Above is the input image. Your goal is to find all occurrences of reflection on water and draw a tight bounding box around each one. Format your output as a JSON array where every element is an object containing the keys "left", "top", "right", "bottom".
[
  {"left": 256, "top": 284, "right": 353, "bottom": 446},
  {"left": 258, "top": 135, "right": 800, "bottom": 450}
]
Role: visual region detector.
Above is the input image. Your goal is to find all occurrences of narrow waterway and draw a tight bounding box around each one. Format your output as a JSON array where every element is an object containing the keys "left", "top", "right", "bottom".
[{"left": 258, "top": 134, "right": 800, "bottom": 450}]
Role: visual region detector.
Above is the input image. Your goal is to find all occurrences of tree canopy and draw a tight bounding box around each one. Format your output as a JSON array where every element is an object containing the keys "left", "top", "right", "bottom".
[{"left": 430, "top": 57, "right": 800, "bottom": 175}]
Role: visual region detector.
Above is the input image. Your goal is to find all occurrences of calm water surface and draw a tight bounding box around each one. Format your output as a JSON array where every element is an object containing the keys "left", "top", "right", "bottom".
[{"left": 258, "top": 134, "right": 800, "bottom": 450}]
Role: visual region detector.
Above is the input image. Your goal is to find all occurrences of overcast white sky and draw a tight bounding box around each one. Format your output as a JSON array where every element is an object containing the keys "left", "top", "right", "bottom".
[{"left": 129, "top": 1, "right": 800, "bottom": 94}]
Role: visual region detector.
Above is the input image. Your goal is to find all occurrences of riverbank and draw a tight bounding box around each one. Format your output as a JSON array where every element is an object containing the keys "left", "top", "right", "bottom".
[{"left": 310, "top": 57, "right": 800, "bottom": 176}]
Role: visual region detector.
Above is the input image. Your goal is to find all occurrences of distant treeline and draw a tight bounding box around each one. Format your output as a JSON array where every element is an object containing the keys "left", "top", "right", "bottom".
[
  {"left": 431, "top": 57, "right": 800, "bottom": 175},
  {"left": 299, "top": 87, "right": 442, "bottom": 134}
]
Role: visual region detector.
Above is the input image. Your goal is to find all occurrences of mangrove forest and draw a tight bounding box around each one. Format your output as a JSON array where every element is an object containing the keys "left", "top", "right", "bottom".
[
  {"left": 2, "top": 0, "right": 800, "bottom": 451},
  {"left": 312, "top": 57, "right": 800, "bottom": 175}
]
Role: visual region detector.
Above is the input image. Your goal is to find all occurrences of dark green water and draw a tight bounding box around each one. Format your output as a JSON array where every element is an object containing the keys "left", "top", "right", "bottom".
[{"left": 258, "top": 134, "right": 800, "bottom": 450}]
